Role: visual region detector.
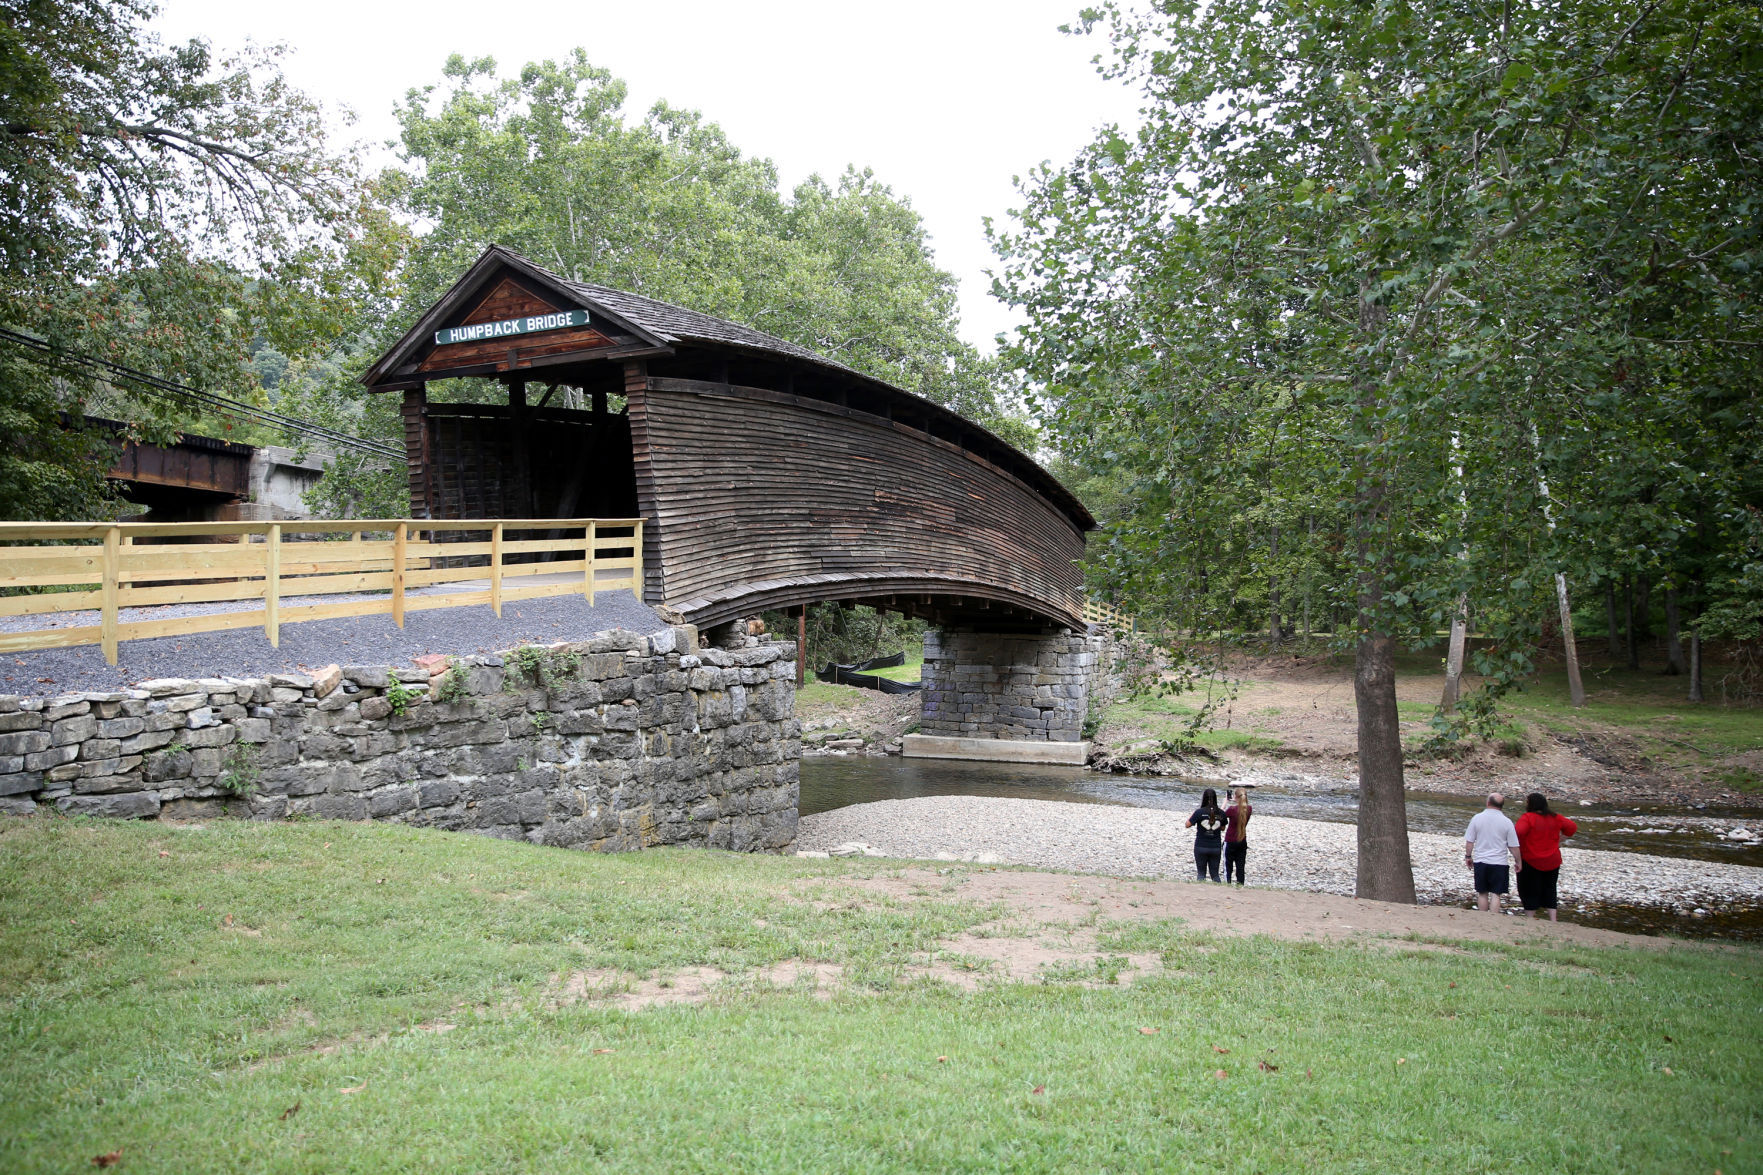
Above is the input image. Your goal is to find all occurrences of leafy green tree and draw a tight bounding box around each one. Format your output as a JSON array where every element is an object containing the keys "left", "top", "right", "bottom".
[
  {"left": 994, "top": 0, "right": 1762, "bottom": 900},
  {"left": 387, "top": 52, "right": 1032, "bottom": 445},
  {"left": 0, "top": 0, "right": 365, "bottom": 518}
]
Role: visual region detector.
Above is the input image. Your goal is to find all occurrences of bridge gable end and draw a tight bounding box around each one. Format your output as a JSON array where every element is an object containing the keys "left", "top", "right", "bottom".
[{"left": 361, "top": 248, "right": 671, "bottom": 389}]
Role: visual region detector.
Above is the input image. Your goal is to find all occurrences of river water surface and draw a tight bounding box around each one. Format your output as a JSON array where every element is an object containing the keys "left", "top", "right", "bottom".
[{"left": 800, "top": 756, "right": 1763, "bottom": 940}]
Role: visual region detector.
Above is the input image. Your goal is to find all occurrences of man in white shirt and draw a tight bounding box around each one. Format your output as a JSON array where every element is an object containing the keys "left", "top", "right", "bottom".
[{"left": 1464, "top": 793, "right": 1522, "bottom": 913}]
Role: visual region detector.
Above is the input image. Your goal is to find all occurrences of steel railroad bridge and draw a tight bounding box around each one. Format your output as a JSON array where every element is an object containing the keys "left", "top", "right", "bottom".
[{"left": 362, "top": 246, "right": 1095, "bottom": 638}]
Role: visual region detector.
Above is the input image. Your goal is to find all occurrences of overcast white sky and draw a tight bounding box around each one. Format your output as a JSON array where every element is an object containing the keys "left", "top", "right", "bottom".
[{"left": 153, "top": 0, "right": 1141, "bottom": 352}]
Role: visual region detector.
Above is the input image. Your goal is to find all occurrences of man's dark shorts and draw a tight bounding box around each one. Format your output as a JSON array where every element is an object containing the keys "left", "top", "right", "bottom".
[{"left": 1473, "top": 862, "right": 1510, "bottom": 895}]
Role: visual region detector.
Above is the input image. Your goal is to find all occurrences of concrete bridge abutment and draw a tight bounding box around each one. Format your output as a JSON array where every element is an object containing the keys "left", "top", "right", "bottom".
[{"left": 904, "top": 627, "right": 1120, "bottom": 765}]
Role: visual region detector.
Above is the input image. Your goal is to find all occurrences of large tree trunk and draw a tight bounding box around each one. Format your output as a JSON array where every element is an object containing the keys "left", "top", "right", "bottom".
[
  {"left": 1554, "top": 573, "right": 1586, "bottom": 706},
  {"left": 1528, "top": 423, "right": 1583, "bottom": 706},
  {"left": 1355, "top": 628, "right": 1417, "bottom": 903},
  {"left": 1442, "top": 594, "right": 1468, "bottom": 712},
  {"left": 1635, "top": 576, "right": 1653, "bottom": 639},
  {"left": 1605, "top": 583, "right": 1622, "bottom": 659},
  {"left": 1268, "top": 528, "right": 1282, "bottom": 649},
  {"left": 1351, "top": 279, "right": 1415, "bottom": 905},
  {"left": 1625, "top": 577, "right": 1640, "bottom": 670},
  {"left": 1664, "top": 587, "right": 1687, "bottom": 675},
  {"left": 1688, "top": 584, "right": 1704, "bottom": 702}
]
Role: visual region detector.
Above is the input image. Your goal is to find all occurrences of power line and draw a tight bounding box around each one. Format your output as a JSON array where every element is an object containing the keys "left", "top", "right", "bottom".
[{"left": 0, "top": 327, "right": 402, "bottom": 459}]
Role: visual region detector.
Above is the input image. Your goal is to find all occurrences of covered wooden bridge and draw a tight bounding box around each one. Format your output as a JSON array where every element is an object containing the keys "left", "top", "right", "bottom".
[{"left": 361, "top": 246, "right": 1094, "bottom": 634}]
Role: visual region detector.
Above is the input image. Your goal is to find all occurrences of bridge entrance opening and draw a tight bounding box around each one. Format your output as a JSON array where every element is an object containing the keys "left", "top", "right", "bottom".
[{"left": 404, "top": 367, "right": 637, "bottom": 522}]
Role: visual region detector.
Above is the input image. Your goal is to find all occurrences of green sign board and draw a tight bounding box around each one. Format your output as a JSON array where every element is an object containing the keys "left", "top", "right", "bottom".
[{"left": 434, "top": 309, "right": 590, "bottom": 347}]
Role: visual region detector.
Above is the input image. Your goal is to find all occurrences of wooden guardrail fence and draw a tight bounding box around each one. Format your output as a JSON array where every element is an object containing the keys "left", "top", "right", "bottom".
[
  {"left": 0, "top": 518, "right": 644, "bottom": 666},
  {"left": 1081, "top": 597, "right": 1135, "bottom": 633}
]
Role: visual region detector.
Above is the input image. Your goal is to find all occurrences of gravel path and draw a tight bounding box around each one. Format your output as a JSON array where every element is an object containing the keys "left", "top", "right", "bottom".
[
  {"left": 0, "top": 590, "right": 665, "bottom": 694},
  {"left": 799, "top": 795, "right": 1763, "bottom": 912}
]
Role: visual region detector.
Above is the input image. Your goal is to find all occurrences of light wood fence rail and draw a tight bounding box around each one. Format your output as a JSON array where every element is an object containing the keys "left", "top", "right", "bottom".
[
  {"left": 0, "top": 518, "right": 644, "bottom": 666},
  {"left": 1081, "top": 597, "right": 1135, "bottom": 633}
]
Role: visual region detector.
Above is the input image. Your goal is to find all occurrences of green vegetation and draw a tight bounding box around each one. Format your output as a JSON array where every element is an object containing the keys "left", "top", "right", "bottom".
[
  {"left": 866, "top": 646, "right": 925, "bottom": 683},
  {"left": 997, "top": 0, "right": 1763, "bottom": 901},
  {"left": 384, "top": 677, "right": 422, "bottom": 717},
  {"left": 1102, "top": 694, "right": 1290, "bottom": 756},
  {"left": 1, "top": 819, "right": 1758, "bottom": 1172},
  {"left": 509, "top": 646, "right": 583, "bottom": 693},
  {"left": 432, "top": 661, "right": 469, "bottom": 705},
  {"left": 215, "top": 745, "right": 260, "bottom": 798}
]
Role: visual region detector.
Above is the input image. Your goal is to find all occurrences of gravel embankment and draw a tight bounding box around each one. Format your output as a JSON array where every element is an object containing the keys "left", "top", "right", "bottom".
[
  {"left": 0, "top": 591, "right": 665, "bottom": 695},
  {"left": 799, "top": 795, "right": 1763, "bottom": 912}
]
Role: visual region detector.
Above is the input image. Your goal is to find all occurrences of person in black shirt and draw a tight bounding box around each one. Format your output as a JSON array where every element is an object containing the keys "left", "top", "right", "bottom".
[{"left": 1186, "top": 787, "right": 1228, "bottom": 882}]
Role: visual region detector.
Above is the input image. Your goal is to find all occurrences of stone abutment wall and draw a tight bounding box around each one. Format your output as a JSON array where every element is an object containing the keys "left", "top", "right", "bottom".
[
  {"left": 0, "top": 628, "right": 801, "bottom": 853},
  {"left": 917, "top": 626, "right": 1123, "bottom": 742}
]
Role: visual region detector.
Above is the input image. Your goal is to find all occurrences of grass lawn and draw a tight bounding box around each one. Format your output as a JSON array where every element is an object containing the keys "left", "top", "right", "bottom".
[
  {"left": 3, "top": 817, "right": 1760, "bottom": 1173},
  {"left": 1102, "top": 695, "right": 1289, "bottom": 756}
]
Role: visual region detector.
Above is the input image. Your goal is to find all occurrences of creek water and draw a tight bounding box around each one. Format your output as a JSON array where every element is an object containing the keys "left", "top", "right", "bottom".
[{"left": 800, "top": 755, "right": 1763, "bottom": 940}]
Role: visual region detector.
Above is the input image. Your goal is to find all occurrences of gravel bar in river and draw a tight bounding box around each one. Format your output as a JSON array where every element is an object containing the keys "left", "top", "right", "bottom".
[{"left": 799, "top": 795, "right": 1763, "bottom": 912}]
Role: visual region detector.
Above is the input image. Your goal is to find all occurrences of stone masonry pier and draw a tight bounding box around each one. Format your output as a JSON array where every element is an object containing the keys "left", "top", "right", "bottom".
[{"left": 905, "top": 627, "right": 1121, "bottom": 765}]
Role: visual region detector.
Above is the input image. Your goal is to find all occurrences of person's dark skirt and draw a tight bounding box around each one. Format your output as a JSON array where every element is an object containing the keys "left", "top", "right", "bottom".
[
  {"left": 1195, "top": 849, "right": 1221, "bottom": 882},
  {"left": 1224, "top": 840, "right": 1247, "bottom": 885},
  {"left": 1518, "top": 863, "right": 1560, "bottom": 910}
]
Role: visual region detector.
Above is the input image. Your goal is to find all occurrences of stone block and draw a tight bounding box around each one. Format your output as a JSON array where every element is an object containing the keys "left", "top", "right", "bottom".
[
  {"left": 312, "top": 664, "right": 343, "bottom": 699},
  {"left": 182, "top": 726, "right": 235, "bottom": 749},
  {"left": 24, "top": 744, "right": 78, "bottom": 771},
  {"left": 313, "top": 793, "right": 366, "bottom": 821},
  {"left": 50, "top": 715, "right": 97, "bottom": 745},
  {"left": 191, "top": 748, "right": 223, "bottom": 778},
  {"left": 368, "top": 787, "right": 418, "bottom": 817},
  {"left": 44, "top": 696, "right": 91, "bottom": 721},
  {"left": 343, "top": 666, "right": 390, "bottom": 689},
  {"left": 0, "top": 770, "right": 43, "bottom": 796},
  {"left": 418, "top": 779, "right": 460, "bottom": 808},
  {"left": 233, "top": 718, "right": 272, "bottom": 744},
  {"left": 359, "top": 696, "right": 393, "bottom": 721},
  {"left": 0, "top": 711, "right": 44, "bottom": 732},
  {"left": 57, "top": 791, "right": 159, "bottom": 819}
]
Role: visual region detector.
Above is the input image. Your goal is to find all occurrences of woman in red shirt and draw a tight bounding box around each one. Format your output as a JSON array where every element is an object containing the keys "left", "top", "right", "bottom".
[{"left": 1514, "top": 792, "right": 1578, "bottom": 921}]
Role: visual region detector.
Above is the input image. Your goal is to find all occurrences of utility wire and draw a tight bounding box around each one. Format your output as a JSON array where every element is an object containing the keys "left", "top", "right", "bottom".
[{"left": 0, "top": 327, "right": 402, "bottom": 459}]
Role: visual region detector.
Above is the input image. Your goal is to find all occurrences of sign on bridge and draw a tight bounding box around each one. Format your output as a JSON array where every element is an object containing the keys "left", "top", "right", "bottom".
[{"left": 434, "top": 309, "right": 589, "bottom": 347}]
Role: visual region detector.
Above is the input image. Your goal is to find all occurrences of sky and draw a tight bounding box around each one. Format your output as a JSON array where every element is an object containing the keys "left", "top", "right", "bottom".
[{"left": 154, "top": 0, "right": 1143, "bottom": 352}]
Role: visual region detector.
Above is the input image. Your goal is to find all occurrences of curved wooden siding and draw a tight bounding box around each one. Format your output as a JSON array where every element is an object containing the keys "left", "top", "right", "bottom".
[{"left": 631, "top": 378, "right": 1086, "bottom": 629}]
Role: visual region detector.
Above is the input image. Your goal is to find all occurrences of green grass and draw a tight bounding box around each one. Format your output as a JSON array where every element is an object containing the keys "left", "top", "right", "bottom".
[
  {"left": 866, "top": 649, "right": 924, "bottom": 683},
  {"left": 1101, "top": 695, "right": 1290, "bottom": 756},
  {"left": 3, "top": 818, "right": 1761, "bottom": 1173},
  {"left": 793, "top": 680, "right": 867, "bottom": 710}
]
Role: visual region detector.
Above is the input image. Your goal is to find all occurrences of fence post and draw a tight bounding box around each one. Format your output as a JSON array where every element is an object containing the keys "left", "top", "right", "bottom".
[
  {"left": 585, "top": 520, "right": 596, "bottom": 607},
  {"left": 265, "top": 524, "right": 282, "bottom": 647},
  {"left": 100, "top": 526, "right": 120, "bottom": 666},
  {"left": 490, "top": 522, "right": 504, "bottom": 617},
  {"left": 392, "top": 522, "right": 407, "bottom": 628},
  {"left": 631, "top": 519, "right": 644, "bottom": 602}
]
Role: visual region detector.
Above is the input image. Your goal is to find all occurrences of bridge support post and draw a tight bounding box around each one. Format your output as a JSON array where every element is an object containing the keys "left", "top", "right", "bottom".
[{"left": 905, "top": 627, "right": 1120, "bottom": 765}]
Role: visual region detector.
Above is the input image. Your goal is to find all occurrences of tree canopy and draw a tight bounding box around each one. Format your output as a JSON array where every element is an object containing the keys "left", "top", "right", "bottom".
[
  {"left": 994, "top": 0, "right": 1763, "bottom": 899},
  {"left": 384, "top": 52, "right": 1029, "bottom": 444},
  {"left": 0, "top": 0, "right": 372, "bottom": 518}
]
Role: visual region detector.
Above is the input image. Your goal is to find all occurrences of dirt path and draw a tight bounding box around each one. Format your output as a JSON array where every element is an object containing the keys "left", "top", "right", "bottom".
[
  {"left": 546, "top": 863, "right": 1736, "bottom": 1010},
  {"left": 1098, "top": 649, "right": 1762, "bottom": 806}
]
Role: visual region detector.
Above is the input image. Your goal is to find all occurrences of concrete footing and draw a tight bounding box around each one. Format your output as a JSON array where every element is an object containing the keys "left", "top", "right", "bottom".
[{"left": 901, "top": 733, "right": 1090, "bottom": 765}]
